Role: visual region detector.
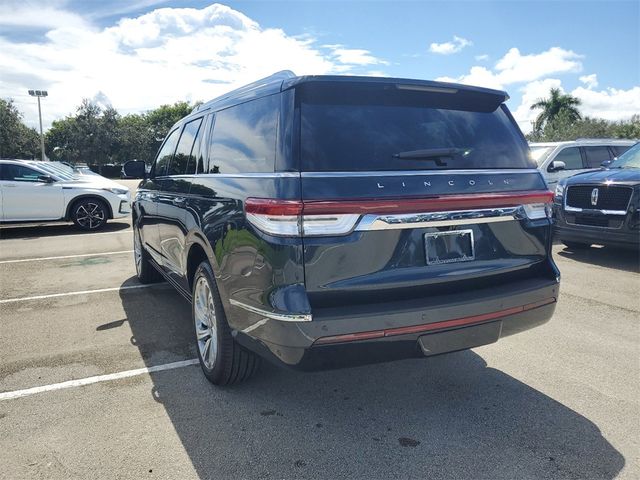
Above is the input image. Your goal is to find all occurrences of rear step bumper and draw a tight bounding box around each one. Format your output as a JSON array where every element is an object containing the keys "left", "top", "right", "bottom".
[{"left": 232, "top": 275, "right": 560, "bottom": 371}]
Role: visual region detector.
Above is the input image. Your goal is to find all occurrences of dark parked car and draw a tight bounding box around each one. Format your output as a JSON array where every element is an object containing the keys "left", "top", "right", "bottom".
[
  {"left": 553, "top": 142, "right": 640, "bottom": 250},
  {"left": 125, "top": 71, "right": 560, "bottom": 385}
]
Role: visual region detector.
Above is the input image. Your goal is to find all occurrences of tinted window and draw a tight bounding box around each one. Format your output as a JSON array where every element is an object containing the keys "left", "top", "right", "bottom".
[
  {"left": 612, "top": 145, "right": 632, "bottom": 157},
  {"left": 552, "top": 147, "right": 583, "bottom": 170},
  {"left": 154, "top": 128, "right": 180, "bottom": 177},
  {"left": 1, "top": 164, "right": 42, "bottom": 182},
  {"left": 298, "top": 85, "right": 532, "bottom": 171},
  {"left": 208, "top": 95, "right": 278, "bottom": 174},
  {"left": 584, "top": 146, "right": 612, "bottom": 168},
  {"left": 168, "top": 118, "right": 203, "bottom": 176}
]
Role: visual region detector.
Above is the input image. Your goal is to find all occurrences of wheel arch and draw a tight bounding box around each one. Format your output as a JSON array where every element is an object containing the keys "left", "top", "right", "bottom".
[{"left": 185, "top": 231, "right": 220, "bottom": 293}]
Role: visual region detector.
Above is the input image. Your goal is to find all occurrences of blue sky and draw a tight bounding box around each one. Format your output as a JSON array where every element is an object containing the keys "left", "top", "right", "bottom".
[{"left": 1, "top": 0, "right": 638, "bottom": 132}]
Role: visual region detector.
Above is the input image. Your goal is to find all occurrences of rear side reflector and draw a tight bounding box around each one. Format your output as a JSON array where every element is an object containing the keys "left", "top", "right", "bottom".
[
  {"left": 314, "top": 297, "right": 556, "bottom": 345},
  {"left": 245, "top": 191, "right": 553, "bottom": 237}
]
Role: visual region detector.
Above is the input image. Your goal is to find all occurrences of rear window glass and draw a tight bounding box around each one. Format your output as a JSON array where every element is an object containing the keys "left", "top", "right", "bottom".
[
  {"left": 611, "top": 145, "right": 631, "bottom": 157},
  {"left": 298, "top": 84, "right": 532, "bottom": 171},
  {"left": 584, "top": 146, "right": 612, "bottom": 168}
]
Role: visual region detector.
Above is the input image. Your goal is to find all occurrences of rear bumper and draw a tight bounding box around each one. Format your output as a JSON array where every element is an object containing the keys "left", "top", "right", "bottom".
[{"left": 231, "top": 274, "right": 560, "bottom": 370}]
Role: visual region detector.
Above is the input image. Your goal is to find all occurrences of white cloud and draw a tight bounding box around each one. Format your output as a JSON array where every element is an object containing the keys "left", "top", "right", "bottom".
[
  {"left": 572, "top": 85, "right": 640, "bottom": 121},
  {"left": 0, "top": 1, "right": 89, "bottom": 30},
  {"left": 0, "top": 2, "right": 387, "bottom": 129},
  {"left": 579, "top": 74, "right": 598, "bottom": 89},
  {"left": 329, "top": 47, "right": 389, "bottom": 66},
  {"left": 495, "top": 47, "right": 582, "bottom": 85},
  {"left": 475, "top": 54, "right": 489, "bottom": 61},
  {"left": 437, "top": 47, "right": 584, "bottom": 91},
  {"left": 511, "top": 81, "right": 640, "bottom": 133},
  {"left": 429, "top": 35, "right": 472, "bottom": 55}
]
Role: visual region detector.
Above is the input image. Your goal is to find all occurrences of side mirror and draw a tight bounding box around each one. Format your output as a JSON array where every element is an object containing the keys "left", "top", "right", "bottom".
[
  {"left": 601, "top": 159, "right": 612, "bottom": 168},
  {"left": 37, "top": 174, "right": 55, "bottom": 183},
  {"left": 122, "top": 160, "right": 147, "bottom": 179},
  {"left": 547, "top": 160, "right": 566, "bottom": 172}
]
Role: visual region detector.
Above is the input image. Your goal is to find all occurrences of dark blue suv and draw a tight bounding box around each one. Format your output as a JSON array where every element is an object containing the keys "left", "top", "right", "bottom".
[{"left": 126, "top": 72, "right": 560, "bottom": 385}]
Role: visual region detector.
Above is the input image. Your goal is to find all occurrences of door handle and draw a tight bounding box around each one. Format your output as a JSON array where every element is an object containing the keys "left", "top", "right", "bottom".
[
  {"left": 4, "top": 184, "right": 16, "bottom": 187},
  {"left": 172, "top": 197, "right": 187, "bottom": 206}
]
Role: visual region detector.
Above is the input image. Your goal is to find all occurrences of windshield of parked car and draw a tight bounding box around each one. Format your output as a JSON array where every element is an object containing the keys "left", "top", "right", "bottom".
[
  {"left": 609, "top": 142, "right": 640, "bottom": 169},
  {"left": 298, "top": 82, "right": 533, "bottom": 171},
  {"left": 529, "top": 146, "right": 554, "bottom": 166}
]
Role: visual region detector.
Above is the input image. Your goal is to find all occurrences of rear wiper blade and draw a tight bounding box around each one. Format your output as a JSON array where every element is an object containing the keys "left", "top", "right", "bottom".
[{"left": 392, "top": 148, "right": 465, "bottom": 166}]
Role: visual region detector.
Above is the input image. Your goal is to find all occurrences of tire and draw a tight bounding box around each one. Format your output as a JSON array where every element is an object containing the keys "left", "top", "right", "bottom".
[
  {"left": 133, "top": 224, "right": 163, "bottom": 284},
  {"left": 192, "top": 260, "right": 260, "bottom": 385},
  {"left": 71, "top": 198, "right": 108, "bottom": 231},
  {"left": 562, "top": 241, "right": 592, "bottom": 249}
]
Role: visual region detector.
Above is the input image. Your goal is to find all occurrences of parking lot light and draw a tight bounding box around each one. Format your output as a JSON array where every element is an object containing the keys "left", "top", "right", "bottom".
[{"left": 28, "top": 89, "right": 48, "bottom": 161}]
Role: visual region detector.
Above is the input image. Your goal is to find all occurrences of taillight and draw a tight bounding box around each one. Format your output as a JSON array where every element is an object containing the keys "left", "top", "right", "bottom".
[
  {"left": 245, "top": 198, "right": 359, "bottom": 236},
  {"left": 245, "top": 191, "right": 554, "bottom": 237}
]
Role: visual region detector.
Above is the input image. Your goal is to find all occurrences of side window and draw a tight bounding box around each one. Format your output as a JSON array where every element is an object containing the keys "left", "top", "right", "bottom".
[
  {"left": 551, "top": 147, "right": 583, "bottom": 170},
  {"left": 168, "top": 118, "right": 203, "bottom": 176},
  {"left": 2, "top": 164, "right": 42, "bottom": 182},
  {"left": 611, "top": 145, "right": 631, "bottom": 157},
  {"left": 584, "top": 146, "right": 612, "bottom": 168},
  {"left": 153, "top": 128, "right": 180, "bottom": 177},
  {"left": 195, "top": 114, "right": 213, "bottom": 174},
  {"left": 208, "top": 94, "right": 279, "bottom": 174}
]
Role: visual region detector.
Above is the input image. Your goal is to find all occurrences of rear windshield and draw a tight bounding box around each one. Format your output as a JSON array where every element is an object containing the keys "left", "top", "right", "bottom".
[{"left": 298, "top": 83, "right": 533, "bottom": 171}]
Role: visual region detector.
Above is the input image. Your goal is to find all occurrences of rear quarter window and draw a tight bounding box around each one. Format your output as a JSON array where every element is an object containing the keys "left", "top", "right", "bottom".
[{"left": 207, "top": 95, "right": 279, "bottom": 174}]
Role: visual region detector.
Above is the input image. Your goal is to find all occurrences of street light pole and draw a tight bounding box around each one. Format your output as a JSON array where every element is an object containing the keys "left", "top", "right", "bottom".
[{"left": 28, "top": 90, "right": 48, "bottom": 161}]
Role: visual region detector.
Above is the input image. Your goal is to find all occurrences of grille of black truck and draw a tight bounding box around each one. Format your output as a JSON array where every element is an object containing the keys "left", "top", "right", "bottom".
[{"left": 566, "top": 185, "right": 631, "bottom": 211}]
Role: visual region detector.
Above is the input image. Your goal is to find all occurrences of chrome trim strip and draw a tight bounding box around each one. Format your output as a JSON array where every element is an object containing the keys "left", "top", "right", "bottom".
[
  {"left": 355, "top": 207, "right": 521, "bottom": 231},
  {"left": 301, "top": 169, "right": 540, "bottom": 178},
  {"left": 157, "top": 172, "right": 301, "bottom": 179},
  {"left": 564, "top": 205, "right": 627, "bottom": 216},
  {"left": 229, "top": 298, "right": 312, "bottom": 322}
]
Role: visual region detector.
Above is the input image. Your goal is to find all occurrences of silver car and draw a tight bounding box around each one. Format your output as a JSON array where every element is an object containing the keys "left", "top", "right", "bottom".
[{"left": 530, "top": 139, "right": 635, "bottom": 187}]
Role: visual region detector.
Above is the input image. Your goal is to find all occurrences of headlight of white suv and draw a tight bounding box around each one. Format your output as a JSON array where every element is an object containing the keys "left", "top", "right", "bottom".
[{"left": 102, "top": 187, "right": 129, "bottom": 195}]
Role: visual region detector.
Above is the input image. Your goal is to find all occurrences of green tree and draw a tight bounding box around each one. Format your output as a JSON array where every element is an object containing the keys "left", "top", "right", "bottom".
[
  {"left": 530, "top": 88, "right": 582, "bottom": 135},
  {"left": 0, "top": 98, "right": 41, "bottom": 159},
  {"left": 527, "top": 112, "right": 640, "bottom": 142}
]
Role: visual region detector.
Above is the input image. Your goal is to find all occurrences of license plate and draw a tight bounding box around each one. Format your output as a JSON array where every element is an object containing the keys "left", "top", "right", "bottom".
[{"left": 425, "top": 229, "right": 475, "bottom": 265}]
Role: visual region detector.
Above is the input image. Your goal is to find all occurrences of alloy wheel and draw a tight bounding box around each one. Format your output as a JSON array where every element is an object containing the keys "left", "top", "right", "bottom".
[
  {"left": 75, "top": 202, "right": 106, "bottom": 229},
  {"left": 194, "top": 276, "right": 218, "bottom": 370}
]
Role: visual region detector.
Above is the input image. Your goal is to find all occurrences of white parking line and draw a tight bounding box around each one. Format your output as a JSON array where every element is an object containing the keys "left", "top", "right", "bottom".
[
  {"left": 0, "top": 284, "right": 165, "bottom": 304},
  {"left": 0, "top": 250, "right": 133, "bottom": 264},
  {"left": 0, "top": 359, "right": 199, "bottom": 401}
]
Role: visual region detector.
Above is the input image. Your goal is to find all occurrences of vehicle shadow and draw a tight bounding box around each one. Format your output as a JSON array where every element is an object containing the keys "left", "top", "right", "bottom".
[
  {"left": 120, "top": 279, "right": 625, "bottom": 479},
  {"left": 556, "top": 244, "right": 640, "bottom": 273},
  {"left": 0, "top": 220, "right": 131, "bottom": 240}
]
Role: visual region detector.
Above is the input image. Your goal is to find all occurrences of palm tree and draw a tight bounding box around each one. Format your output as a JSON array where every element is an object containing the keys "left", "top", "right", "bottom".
[{"left": 530, "top": 88, "right": 582, "bottom": 133}]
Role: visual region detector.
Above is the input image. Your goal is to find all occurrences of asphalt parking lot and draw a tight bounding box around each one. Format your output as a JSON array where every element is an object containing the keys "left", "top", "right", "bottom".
[{"left": 1, "top": 181, "right": 639, "bottom": 479}]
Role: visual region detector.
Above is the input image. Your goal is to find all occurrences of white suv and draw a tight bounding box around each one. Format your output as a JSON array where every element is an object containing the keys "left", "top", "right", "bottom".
[
  {"left": 0, "top": 159, "right": 131, "bottom": 230},
  {"left": 530, "top": 139, "right": 635, "bottom": 187}
]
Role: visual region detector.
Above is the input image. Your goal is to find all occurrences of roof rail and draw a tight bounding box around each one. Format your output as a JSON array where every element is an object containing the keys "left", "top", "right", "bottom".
[
  {"left": 193, "top": 70, "right": 296, "bottom": 113},
  {"left": 574, "top": 138, "right": 632, "bottom": 142}
]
